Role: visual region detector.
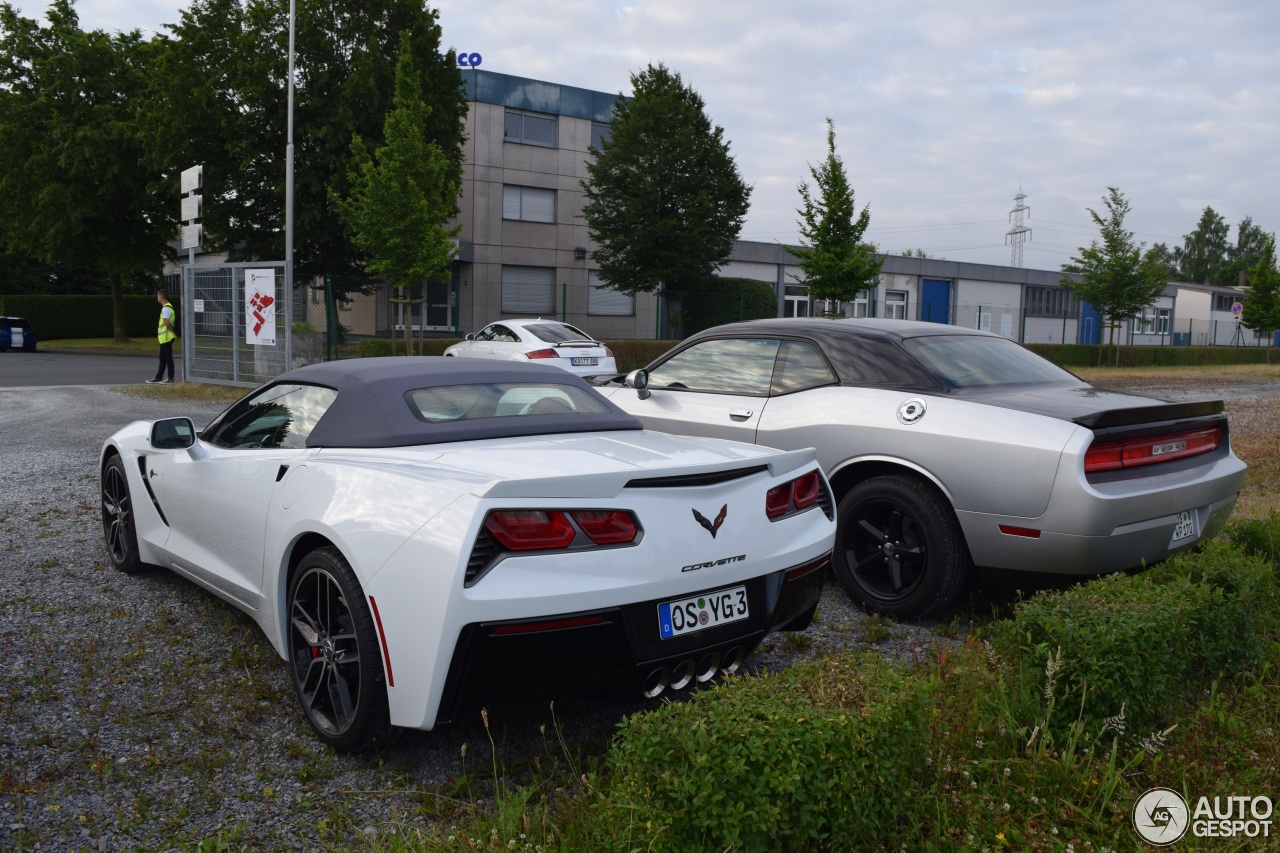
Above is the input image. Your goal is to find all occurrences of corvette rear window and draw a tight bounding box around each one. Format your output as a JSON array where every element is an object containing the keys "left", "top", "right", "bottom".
[{"left": 407, "top": 382, "right": 611, "bottom": 423}]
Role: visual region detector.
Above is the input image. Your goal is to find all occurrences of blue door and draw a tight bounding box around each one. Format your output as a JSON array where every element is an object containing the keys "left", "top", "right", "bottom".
[
  {"left": 1079, "top": 302, "right": 1101, "bottom": 345},
  {"left": 920, "top": 279, "right": 951, "bottom": 324}
]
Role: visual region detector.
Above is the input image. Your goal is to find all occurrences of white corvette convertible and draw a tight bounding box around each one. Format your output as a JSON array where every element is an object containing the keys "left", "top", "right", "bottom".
[{"left": 100, "top": 358, "right": 834, "bottom": 750}]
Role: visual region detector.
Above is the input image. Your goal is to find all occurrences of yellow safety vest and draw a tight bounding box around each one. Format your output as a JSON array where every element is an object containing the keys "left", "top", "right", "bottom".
[{"left": 158, "top": 305, "right": 176, "bottom": 344}]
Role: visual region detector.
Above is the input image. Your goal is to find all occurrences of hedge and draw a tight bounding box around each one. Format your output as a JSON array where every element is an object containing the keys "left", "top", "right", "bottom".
[
  {"left": 1026, "top": 342, "right": 1280, "bottom": 367},
  {"left": 0, "top": 294, "right": 171, "bottom": 340}
]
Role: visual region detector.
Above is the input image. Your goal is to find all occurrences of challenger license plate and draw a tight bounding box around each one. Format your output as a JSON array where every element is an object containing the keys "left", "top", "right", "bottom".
[
  {"left": 658, "top": 585, "right": 748, "bottom": 639},
  {"left": 1170, "top": 509, "right": 1199, "bottom": 545},
  {"left": 571, "top": 357, "right": 598, "bottom": 366}
]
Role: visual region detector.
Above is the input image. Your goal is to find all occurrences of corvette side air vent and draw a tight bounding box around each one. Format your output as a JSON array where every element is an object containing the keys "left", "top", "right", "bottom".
[
  {"left": 465, "top": 533, "right": 499, "bottom": 587},
  {"left": 625, "top": 465, "right": 768, "bottom": 489},
  {"left": 816, "top": 476, "right": 834, "bottom": 521}
]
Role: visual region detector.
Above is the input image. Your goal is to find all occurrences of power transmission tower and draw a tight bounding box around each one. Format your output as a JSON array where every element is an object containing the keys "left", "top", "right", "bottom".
[{"left": 1005, "top": 188, "right": 1031, "bottom": 267}]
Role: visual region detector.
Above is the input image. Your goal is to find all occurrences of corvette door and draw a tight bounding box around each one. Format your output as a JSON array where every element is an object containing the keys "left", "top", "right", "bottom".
[
  {"left": 614, "top": 337, "right": 780, "bottom": 443},
  {"left": 154, "top": 383, "right": 336, "bottom": 610}
]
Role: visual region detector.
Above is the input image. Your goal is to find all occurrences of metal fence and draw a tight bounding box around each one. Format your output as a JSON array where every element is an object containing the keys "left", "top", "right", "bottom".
[{"left": 181, "top": 262, "right": 291, "bottom": 386}]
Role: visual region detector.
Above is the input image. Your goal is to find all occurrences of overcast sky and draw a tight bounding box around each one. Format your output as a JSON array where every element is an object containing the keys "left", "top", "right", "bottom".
[{"left": 12, "top": 0, "right": 1280, "bottom": 271}]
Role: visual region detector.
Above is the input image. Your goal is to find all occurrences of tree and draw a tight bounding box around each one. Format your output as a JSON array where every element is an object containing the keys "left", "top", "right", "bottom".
[
  {"left": 1173, "top": 206, "right": 1231, "bottom": 285},
  {"left": 1240, "top": 233, "right": 1280, "bottom": 337},
  {"left": 0, "top": 2, "right": 173, "bottom": 341},
  {"left": 789, "top": 119, "right": 882, "bottom": 309},
  {"left": 334, "top": 34, "right": 459, "bottom": 351},
  {"left": 1223, "top": 215, "right": 1270, "bottom": 288},
  {"left": 152, "top": 0, "right": 467, "bottom": 292},
  {"left": 1062, "top": 188, "right": 1168, "bottom": 364},
  {"left": 581, "top": 63, "right": 751, "bottom": 306}
]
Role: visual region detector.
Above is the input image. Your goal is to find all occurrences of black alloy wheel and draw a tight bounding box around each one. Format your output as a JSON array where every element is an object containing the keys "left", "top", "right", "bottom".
[
  {"left": 287, "top": 546, "right": 394, "bottom": 752},
  {"left": 833, "top": 474, "right": 969, "bottom": 620},
  {"left": 101, "top": 456, "right": 143, "bottom": 574}
]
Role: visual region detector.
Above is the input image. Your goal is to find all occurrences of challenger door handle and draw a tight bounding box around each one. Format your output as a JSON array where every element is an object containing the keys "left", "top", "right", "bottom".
[{"left": 729, "top": 409, "right": 753, "bottom": 421}]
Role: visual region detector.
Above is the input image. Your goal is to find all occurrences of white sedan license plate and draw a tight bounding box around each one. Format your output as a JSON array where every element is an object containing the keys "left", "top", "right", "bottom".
[
  {"left": 658, "top": 585, "right": 748, "bottom": 639},
  {"left": 1170, "top": 510, "right": 1199, "bottom": 545},
  {"left": 571, "top": 356, "right": 598, "bottom": 366}
]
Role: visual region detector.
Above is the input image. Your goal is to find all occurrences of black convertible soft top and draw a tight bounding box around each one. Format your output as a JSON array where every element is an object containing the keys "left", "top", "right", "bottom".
[{"left": 270, "top": 357, "right": 642, "bottom": 448}]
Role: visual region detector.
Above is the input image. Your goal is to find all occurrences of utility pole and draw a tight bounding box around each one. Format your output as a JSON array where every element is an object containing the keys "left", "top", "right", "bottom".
[{"left": 1005, "top": 188, "right": 1031, "bottom": 267}]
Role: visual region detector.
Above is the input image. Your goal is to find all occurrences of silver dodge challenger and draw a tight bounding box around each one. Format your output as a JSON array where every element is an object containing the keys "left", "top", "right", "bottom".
[{"left": 597, "top": 318, "right": 1247, "bottom": 619}]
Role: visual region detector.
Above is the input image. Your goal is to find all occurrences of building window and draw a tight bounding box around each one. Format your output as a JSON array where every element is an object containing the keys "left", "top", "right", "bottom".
[
  {"left": 587, "top": 271, "right": 633, "bottom": 316},
  {"left": 1025, "top": 285, "right": 1076, "bottom": 317},
  {"left": 502, "top": 186, "right": 555, "bottom": 223},
  {"left": 504, "top": 110, "right": 557, "bottom": 147},
  {"left": 501, "top": 266, "right": 554, "bottom": 314},
  {"left": 1157, "top": 307, "right": 1171, "bottom": 335},
  {"left": 884, "top": 290, "right": 907, "bottom": 319},
  {"left": 590, "top": 123, "right": 611, "bottom": 151},
  {"left": 784, "top": 284, "right": 809, "bottom": 318},
  {"left": 851, "top": 294, "right": 872, "bottom": 318},
  {"left": 1215, "top": 293, "right": 1242, "bottom": 312}
]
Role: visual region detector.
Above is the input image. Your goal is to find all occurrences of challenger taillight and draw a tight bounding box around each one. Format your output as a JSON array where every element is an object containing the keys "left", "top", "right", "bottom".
[
  {"left": 524, "top": 348, "right": 558, "bottom": 360},
  {"left": 766, "top": 470, "right": 823, "bottom": 519},
  {"left": 1084, "top": 427, "right": 1221, "bottom": 473},
  {"left": 482, "top": 509, "right": 639, "bottom": 550}
]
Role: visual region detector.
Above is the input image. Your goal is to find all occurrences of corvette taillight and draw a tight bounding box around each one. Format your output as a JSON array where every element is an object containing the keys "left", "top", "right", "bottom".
[
  {"left": 484, "top": 510, "right": 575, "bottom": 550},
  {"left": 766, "top": 470, "right": 824, "bottom": 519},
  {"left": 524, "top": 348, "right": 558, "bottom": 360},
  {"left": 1084, "top": 427, "right": 1221, "bottom": 473},
  {"left": 481, "top": 509, "right": 639, "bottom": 551},
  {"left": 571, "top": 511, "right": 638, "bottom": 544}
]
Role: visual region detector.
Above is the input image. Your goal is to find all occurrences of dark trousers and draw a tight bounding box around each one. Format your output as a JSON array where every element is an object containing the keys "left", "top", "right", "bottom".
[{"left": 155, "top": 340, "right": 174, "bottom": 381}]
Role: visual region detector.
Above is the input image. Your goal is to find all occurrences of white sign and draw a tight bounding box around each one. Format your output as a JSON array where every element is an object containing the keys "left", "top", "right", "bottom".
[
  {"left": 245, "top": 269, "right": 277, "bottom": 346},
  {"left": 194, "top": 299, "right": 205, "bottom": 313},
  {"left": 181, "top": 223, "right": 202, "bottom": 250},
  {"left": 181, "top": 194, "right": 202, "bottom": 222},
  {"left": 181, "top": 165, "right": 203, "bottom": 194}
]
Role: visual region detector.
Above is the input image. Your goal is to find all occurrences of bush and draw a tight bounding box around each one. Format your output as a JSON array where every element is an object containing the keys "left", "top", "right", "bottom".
[
  {"left": 605, "top": 653, "right": 929, "bottom": 851},
  {"left": 0, "top": 294, "right": 166, "bottom": 339},
  {"left": 1026, "top": 342, "right": 1279, "bottom": 367},
  {"left": 987, "top": 539, "right": 1279, "bottom": 733},
  {"left": 603, "top": 339, "right": 677, "bottom": 372}
]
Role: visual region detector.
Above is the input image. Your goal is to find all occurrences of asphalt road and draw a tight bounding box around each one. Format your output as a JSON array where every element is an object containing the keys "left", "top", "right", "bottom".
[{"left": 0, "top": 349, "right": 178, "bottom": 387}]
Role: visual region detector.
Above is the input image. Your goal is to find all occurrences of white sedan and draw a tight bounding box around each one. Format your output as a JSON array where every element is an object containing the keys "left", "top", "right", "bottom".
[
  {"left": 100, "top": 357, "right": 833, "bottom": 751},
  {"left": 444, "top": 318, "right": 617, "bottom": 376}
]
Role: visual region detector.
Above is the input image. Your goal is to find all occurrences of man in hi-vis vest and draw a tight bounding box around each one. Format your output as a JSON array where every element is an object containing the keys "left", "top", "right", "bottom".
[{"left": 147, "top": 289, "right": 177, "bottom": 384}]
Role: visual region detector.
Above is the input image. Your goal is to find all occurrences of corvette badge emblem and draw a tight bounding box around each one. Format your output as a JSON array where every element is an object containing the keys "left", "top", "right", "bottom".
[{"left": 692, "top": 504, "right": 728, "bottom": 538}]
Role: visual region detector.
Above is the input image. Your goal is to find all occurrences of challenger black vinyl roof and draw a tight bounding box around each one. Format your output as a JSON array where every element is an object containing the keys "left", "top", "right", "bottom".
[{"left": 271, "top": 357, "right": 642, "bottom": 448}]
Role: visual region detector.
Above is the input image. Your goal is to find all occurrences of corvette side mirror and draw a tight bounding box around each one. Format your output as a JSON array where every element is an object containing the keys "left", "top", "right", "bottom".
[
  {"left": 150, "top": 417, "right": 196, "bottom": 450},
  {"left": 625, "top": 369, "right": 651, "bottom": 401}
]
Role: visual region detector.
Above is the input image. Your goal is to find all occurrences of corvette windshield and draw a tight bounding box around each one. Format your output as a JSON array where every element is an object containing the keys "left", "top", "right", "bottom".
[
  {"left": 903, "top": 335, "right": 1078, "bottom": 388},
  {"left": 407, "top": 382, "right": 611, "bottom": 423}
]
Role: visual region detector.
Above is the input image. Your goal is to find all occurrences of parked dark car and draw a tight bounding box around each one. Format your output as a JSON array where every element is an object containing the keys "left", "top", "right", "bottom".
[{"left": 0, "top": 316, "right": 37, "bottom": 352}]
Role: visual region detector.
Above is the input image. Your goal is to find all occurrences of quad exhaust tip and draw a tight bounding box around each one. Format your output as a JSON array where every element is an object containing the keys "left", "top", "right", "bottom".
[{"left": 640, "top": 646, "right": 748, "bottom": 699}]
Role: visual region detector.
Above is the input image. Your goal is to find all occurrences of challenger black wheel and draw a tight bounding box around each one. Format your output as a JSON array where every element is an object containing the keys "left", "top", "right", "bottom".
[
  {"left": 832, "top": 475, "right": 969, "bottom": 619},
  {"left": 287, "top": 547, "right": 395, "bottom": 752},
  {"left": 101, "top": 455, "right": 144, "bottom": 574}
]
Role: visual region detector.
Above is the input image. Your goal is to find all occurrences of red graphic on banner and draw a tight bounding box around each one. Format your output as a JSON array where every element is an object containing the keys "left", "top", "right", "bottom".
[{"left": 248, "top": 292, "right": 275, "bottom": 335}]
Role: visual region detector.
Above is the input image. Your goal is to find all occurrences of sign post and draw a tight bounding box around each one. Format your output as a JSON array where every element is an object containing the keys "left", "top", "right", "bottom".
[{"left": 180, "top": 165, "right": 203, "bottom": 382}]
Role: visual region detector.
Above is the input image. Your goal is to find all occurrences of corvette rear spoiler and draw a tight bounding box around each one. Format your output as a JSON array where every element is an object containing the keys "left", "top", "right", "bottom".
[{"left": 479, "top": 447, "right": 820, "bottom": 500}]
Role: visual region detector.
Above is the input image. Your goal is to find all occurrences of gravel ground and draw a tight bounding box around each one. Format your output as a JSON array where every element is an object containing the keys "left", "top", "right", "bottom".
[
  {"left": 0, "top": 385, "right": 948, "bottom": 851},
  {"left": 3, "top": 376, "right": 1276, "bottom": 850}
]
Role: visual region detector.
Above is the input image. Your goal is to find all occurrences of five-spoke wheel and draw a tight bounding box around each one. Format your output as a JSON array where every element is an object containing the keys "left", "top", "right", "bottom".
[
  {"left": 287, "top": 547, "right": 393, "bottom": 752},
  {"left": 832, "top": 474, "right": 969, "bottom": 619},
  {"left": 101, "top": 456, "right": 143, "bottom": 573}
]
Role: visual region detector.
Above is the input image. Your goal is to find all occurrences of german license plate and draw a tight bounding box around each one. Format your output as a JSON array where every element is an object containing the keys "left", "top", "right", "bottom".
[
  {"left": 658, "top": 585, "right": 748, "bottom": 639},
  {"left": 571, "top": 357, "right": 598, "bottom": 366},
  {"left": 1170, "top": 510, "right": 1198, "bottom": 544}
]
